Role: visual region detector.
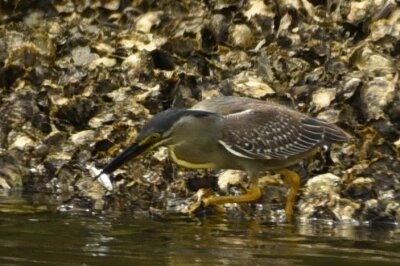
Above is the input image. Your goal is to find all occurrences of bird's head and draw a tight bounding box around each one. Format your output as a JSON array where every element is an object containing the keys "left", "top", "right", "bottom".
[{"left": 94, "top": 109, "right": 215, "bottom": 179}]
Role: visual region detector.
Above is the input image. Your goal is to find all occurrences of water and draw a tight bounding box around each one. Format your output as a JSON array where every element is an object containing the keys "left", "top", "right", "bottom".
[{"left": 1, "top": 193, "right": 400, "bottom": 265}]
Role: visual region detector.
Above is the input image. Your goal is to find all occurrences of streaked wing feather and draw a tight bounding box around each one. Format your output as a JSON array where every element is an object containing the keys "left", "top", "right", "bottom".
[{"left": 220, "top": 109, "right": 326, "bottom": 160}]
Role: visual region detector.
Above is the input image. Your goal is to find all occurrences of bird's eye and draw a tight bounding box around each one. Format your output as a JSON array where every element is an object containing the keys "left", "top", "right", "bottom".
[
  {"left": 150, "top": 133, "right": 160, "bottom": 140},
  {"left": 147, "top": 133, "right": 161, "bottom": 143}
]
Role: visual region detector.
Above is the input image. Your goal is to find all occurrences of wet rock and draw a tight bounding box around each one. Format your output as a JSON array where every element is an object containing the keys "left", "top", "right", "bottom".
[
  {"left": 229, "top": 24, "right": 255, "bottom": 49},
  {"left": 299, "top": 173, "right": 360, "bottom": 222},
  {"left": 71, "top": 46, "right": 99, "bottom": 66},
  {"left": 351, "top": 45, "right": 396, "bottom": 76},
  {"left": 341, "top": 77, "right": 362, "bottom": 100},
  {"left": 316, "top": 109, "right": 341, "bottom": 123},
  {"left": 232, "top": 72, "right": 275, "bottom": 98},
  {"left": 359, "top": 75, "right": 397, "bottom": 121},
  {"left": 0, "top": 151, "right": 28, "bottom": 188},
  {"left": 344, "top": 177, "right": 375, "bottom": 200},
  {"left": 346, "top": 0, "right": 372, "bottom": 24},
  {"left": 43, "top": 131, "right": 67, "bottom": 147},
  {"left": 370, "top": 8, "right": 400, "bottom": 42},
  {"left": 88, "top": 113, "right": 115, "bottom": 129},
  {"left": 210, "top": 14, "right": 229, "bottom": 43},
  {"left": 217, "top": 170, "right": 244, "bottom": 192},
  {"left": 32, "top": 144, "right": 49, "bottom": 158},
  {"left": 395, "top": 139, "right": 400, "bottom": 150},
  {"left": 311, "top": 88, "right": 337, "bottom": 112},
  {"left": 50, "top": 96, "right": 97, "bottom": 129},
  {"left": 70, "top": 130, "right": 96, "bottom": 147},
  {"left": 8, "top": 132, "right": 36, "bottom": 151},
  {"left": 135, "top": 11, "right": 163, "bottom": 33},
  {"left": 244, "top": 0, "right": 271, "bottom": 19}
]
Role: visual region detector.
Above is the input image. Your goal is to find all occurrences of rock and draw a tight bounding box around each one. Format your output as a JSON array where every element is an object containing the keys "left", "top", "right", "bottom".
[
  {"left": 135, "top": 11, "right": 163, "bottom": 33},
  {"left": 232, "top": 72, "right": 275, "bottom": 98},
  {"left": 311, "top": 88, "right": 337, "bottom": 112},
  {"left": 71, "top": 46, "right": 99, "bottom": 66},
  {"left": 229, "top": 24, "right": 255, "bottom": 49},
  {"left": 217, "top": 170, "right": 244, "bottom": 192},
  {"left": 8, "top": 133, "right": 35, "bottom": 151},
  {"left": 299, "top": 173, "right": 360, "bottom": 222},
  {"left": 360, "top": 75, "right": 397, "bottom": 121},
  {"left": 70, "top": 130, "right": 96, "bottom": 147}
]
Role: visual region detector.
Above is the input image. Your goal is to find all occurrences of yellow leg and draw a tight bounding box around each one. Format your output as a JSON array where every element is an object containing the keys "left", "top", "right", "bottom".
[
  {"left": 189, "top": 179, "right": 262, "bottom": 214},
  {"left": 202, "top": 182, "right": 262, "bottom": 206},
  {"left": 258, "top": 175, "right": 283, "bottom": 186},
  {"left": 278, "top": 169, "right": 301, "bottom": 222},
  {"left": 189, "top": 171, "right": 300, "bottom": 222}
]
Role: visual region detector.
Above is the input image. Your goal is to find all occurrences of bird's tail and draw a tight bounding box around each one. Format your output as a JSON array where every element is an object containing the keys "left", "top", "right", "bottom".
[
  {"left": 302, "top": 117, "right": 352, "bottom": 143},
  {"left": 322, "top": 122, "right": 352, "bottom": 143}
]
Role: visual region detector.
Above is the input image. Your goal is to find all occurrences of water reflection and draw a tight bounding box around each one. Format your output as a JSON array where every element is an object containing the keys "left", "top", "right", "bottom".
[{"left": 1, "top": 194, "right": 400, "bottom": 265}]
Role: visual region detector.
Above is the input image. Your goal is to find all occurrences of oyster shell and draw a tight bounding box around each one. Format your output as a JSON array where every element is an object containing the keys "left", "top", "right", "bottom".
[{"left": 0, "top": 0, "right": 398, "bottom": 222}]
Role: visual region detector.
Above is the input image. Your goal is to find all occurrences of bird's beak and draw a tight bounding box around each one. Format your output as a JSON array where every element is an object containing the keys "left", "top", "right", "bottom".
[{"left": 93, "top": 141, "right": 153, "bottom": 181}]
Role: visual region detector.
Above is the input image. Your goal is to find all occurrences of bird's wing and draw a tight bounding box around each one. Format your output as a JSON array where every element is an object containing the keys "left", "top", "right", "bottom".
[{"left": 218, "top": 107, "right": 341, "bottom": 160}]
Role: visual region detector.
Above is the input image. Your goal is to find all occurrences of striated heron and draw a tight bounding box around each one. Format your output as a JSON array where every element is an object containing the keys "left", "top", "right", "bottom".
[{"left": 94, "top": 96, "right": 350, "bottom": 221}]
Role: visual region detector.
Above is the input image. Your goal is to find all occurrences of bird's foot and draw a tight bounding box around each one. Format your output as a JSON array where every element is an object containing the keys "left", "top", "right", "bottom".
[
  {"left": 188, "top": 183, "right": 263, "bottom": 216},
  {"left": 188, "top": 189, "right": 225, "bottom": 216},
  {"left": 258, "top": 174, "right": 284, "bottom": 186}
]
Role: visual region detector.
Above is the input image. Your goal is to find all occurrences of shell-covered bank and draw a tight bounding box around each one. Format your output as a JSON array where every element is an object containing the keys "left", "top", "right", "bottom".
[{"left": 0, "top": 0, "right": 399, "bottom": 224}]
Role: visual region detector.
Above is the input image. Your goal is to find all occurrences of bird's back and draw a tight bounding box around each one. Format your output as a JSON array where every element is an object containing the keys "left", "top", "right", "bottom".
[
  {"left": 192, "top": 96, "right": 269, "bottom": 115},
  {"left": 191, "top": 96, "right": 350, "bottom": 167}
]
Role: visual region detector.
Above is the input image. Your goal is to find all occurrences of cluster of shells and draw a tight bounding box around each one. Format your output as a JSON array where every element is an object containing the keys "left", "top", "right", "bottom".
[{"left": 0, "top": 0, "right": 399, "bottom": 223}]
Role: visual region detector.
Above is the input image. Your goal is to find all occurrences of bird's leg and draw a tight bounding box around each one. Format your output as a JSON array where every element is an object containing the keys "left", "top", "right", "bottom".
[
  {"left": 203, "top": 179, "right": 262, "bottom": 206},
  {"left": 278, "top": 169, "right": 301, "bottom": 222},
  {"left": 189, "top": 170, "right": 300, "bottom": 221},
  {"left": 189, "top": 176, "right": 262, "bottom": 213}
]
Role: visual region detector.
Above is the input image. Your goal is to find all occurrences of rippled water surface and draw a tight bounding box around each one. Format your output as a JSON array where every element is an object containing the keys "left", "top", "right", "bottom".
[{"left": 1, "top": 193, "right": 400, "bottom": 265}]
